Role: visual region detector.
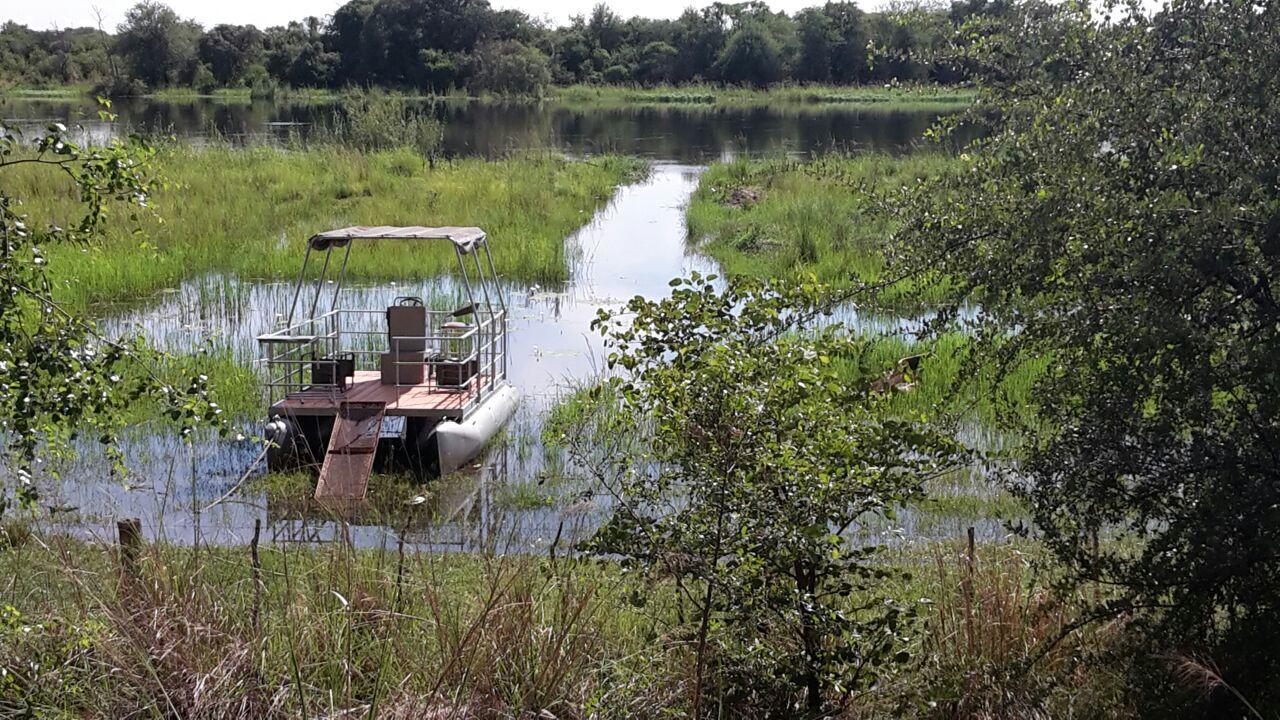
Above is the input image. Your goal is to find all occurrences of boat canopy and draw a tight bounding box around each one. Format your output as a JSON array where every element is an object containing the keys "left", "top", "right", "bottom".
[{"left": 308, "top": 225, "right": 487, "bottom": 252}]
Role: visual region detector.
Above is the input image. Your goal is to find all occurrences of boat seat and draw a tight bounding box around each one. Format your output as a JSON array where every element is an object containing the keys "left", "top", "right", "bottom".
[{"left": 387, "top": 296, "right": 426, "bottom": 354}]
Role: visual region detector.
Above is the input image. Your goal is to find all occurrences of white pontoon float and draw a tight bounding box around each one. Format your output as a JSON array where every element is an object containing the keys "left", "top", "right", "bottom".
[{"left": 256, "top": 225, "right": 518, "bottom": 503}]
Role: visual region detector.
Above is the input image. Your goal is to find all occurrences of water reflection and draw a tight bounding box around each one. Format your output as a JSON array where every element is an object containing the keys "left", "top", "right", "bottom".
[{"left": 1, "top": 95, "right": 965, "bottom": 161}]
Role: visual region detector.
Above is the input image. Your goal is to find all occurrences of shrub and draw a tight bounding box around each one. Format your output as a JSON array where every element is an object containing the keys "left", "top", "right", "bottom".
[
  {"left": 582, "top": 275, "right": 962, "bottom": 715},
  {"left": 327, "top": 91, "right": 443, "bottom": 157},
  {"left": 469, "top": 40, "right": 552, "bottom": 98}
]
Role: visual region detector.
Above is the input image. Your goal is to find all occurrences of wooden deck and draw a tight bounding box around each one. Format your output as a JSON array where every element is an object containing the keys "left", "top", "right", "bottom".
[{"left": 271, "top": 371, "right": 477, "bottom": 419}]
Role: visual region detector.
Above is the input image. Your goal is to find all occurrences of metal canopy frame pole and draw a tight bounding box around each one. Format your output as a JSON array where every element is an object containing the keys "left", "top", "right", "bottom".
[
  {"left": 482, "top": 242, "right": 505, "bottom": 313},
  {"left": 481, "top": 241, "right": 507, "bottom": 380},
  {"left": 285, "top": 244, "right": 313, "bottom": 327},
  {"left": 454, "top": 246, "right": 478, "bottom": 313},
  {"left": 470, "top": 250, "right": 495, "bottom": 315},
  {"left": 307, "top": 247, "right": 333, "bottom": 325},
  {"left": 469, "top": 249, "right": 495, "bottom": 394},
  {"left": 329, "top": 241, "right": 353, "bottom": 314},
  {"left": 453, "top": 246, "right": 481, "bottom": 400}
]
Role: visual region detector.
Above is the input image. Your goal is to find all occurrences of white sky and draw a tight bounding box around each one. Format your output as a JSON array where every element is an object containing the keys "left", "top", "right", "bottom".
[{"left": 5, "top": 0, "right": 883, "bottom": 31}]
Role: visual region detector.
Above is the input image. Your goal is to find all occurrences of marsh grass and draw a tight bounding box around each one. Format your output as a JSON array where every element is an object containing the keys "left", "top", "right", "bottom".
[
  {"left": 686, "top": 153, "right": 961, "bottom": 303},
  {"left": 856, "top": 332, "right": 1048, "bottom": 427},
  {"left": 554, "top": 83, "right": 975, "bottom": 109},
  {"left": 11, "top": 145, "right": 644, "bottom": 310},
  {"left": 907, "top": 540, "right": 1130, "bottom": 716},
  {"left": 142, "top": 86, "right": 346, "bottom": 103},
  {"left": 687, "top": 154, "right": 1052, "bottom": 426}
]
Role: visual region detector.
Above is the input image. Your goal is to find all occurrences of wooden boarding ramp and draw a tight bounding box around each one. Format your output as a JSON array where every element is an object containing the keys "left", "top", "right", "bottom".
[{"left": 315, "top": 401, "right": 387, "bottom": 503}]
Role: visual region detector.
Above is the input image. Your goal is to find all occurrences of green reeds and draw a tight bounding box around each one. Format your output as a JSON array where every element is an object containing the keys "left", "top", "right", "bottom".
[
  {"left": 11, "top": 146, "right": 644, "bottom": 310},
  {"left": 553, "top": 83, "right": 975, "bottom": 109},
  {"left": 686, "top": 153, "right": 961, "bottom": 303}
]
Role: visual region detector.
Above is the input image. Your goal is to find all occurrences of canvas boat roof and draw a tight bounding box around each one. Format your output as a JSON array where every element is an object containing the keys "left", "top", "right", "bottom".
[{"left": 307, "top": 225, "right": 487, "bottom": 252}]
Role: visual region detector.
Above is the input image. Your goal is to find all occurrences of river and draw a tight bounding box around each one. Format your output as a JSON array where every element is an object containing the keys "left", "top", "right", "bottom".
[{"left": 4, "top": 97, "right": 1006, "bottom": 550}]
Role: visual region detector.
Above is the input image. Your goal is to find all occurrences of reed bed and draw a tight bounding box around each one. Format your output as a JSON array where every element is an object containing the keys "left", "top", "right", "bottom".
[
  {"left": 685, "top": 153, "right": 961, "bottom": 302},
  {"left": 553, "top": 83, "right": 975, "bottom": 109},
  {"left": 11, "top": 145, "right": 644, "bottom": 310}
]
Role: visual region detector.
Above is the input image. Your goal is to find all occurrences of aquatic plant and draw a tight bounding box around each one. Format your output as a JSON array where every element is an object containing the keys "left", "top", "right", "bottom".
[{"left": 7, "top": 146, "right": 644, "bottom": 309}]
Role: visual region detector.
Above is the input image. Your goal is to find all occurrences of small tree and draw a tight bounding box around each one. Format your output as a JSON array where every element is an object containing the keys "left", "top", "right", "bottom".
[
  {"left": 713, "top": 19, "right": 783, "bottom": 87},
  {"left": 0, "top": 107, "right": 221, "bottom": 513},
  {"left": 115, "top": 1, "right": 200, "bottom": 89},
  {"left": 197, "top": 24, "right": 265, "bottom": 87},
  {"left": 469, "top": 40, "right": 552, "bottom": 97},
  {"left": 892, "top": 0, "right": 1280, "bottom": 711},
  {"left": 584, "top": 275, "right": 959, "bottom": 715}
]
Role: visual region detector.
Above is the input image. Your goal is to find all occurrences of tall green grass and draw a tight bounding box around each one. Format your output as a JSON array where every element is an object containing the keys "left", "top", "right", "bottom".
[
  {"left": 12, "top": 146, "right": 645, "bottom": 309},
  {"left": 685, "top": 154, "right": 1051, "bottom": 426},
  {"left": 686, "top": 153, "right": 960, "bottom": 298},
  {"left": 554, "top": 83, "right": 975, "bottom": 109}
]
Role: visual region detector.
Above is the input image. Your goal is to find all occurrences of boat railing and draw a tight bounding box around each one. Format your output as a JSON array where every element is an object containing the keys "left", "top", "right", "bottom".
[{"left": 256, "top": 306, "right": 507, "bottom": 414}]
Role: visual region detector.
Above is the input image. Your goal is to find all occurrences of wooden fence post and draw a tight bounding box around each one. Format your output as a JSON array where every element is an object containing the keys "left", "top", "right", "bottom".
[
  {"left": 117, "top": 518, "right": 143, "bottom": 579},
  {"left": 250, "top": 518, "right": 262, "bottom": 635}
]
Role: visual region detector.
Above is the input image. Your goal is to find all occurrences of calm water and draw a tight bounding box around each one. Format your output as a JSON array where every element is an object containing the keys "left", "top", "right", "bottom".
[
  {"left": 0, "top": 95, "right": 961, "bottom": 161},
  {"left": 5, "top": 98, "right": 1007, "bottom": 549}
]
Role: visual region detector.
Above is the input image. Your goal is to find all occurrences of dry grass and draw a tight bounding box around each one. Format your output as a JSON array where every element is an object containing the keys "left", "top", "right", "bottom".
[
  {"left": 1, "top": 525, "right": 1144, "bottom": 718},
  {"left": 909, "top": 540, "right": 1130, "bottom": 719},
  {"left": 0, "top": 527, "right": 685, "bottom": 719}
]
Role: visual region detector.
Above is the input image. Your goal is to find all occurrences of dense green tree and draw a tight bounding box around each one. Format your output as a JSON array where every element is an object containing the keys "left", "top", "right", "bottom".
[
  {"left": 264, "top": 19, "right": 336, "bottom": 88},
  {"left": 585, "top": 4, "right": 625, "bottom": 53},
  {"left": 824, "top": 2, "right": 868, "bottom": 83},
  {"left": 198, "top": 24, "right": 264, "bottom": 86},
  {"left": 581, "top": 275, "right": 959, "bottom": 714},
  {"left": 546, "top": 25, "right": 595, "bottom": 83},
  {"left": 1, "top": 0, "right": 967, "bottom": 93},
  {"left": 358, "top": 0, "right": 491, "bottom": 89},
  {"left": 794, "top": 8, "right": 836, "bottom": 81},
  {"left": 671, "top": 6, "right": 729, "bottom": 82},
  {"left": 115, "top": 1, "right": 200, "bottom": 88},
  {"left": 328, "top": 0, "right": 378, "bottom": 83},
  {"left": 893, "top": 0, "right": 1280, "bottom": 712},
  {"left": 714, "top": 18, "right": 783, "bottom": 86},
  {"left": 469, "top": 40, "right": 552, "bottom": 96},
  {"left": 636, "top": 41, "right": 677, "bottom": 85}
]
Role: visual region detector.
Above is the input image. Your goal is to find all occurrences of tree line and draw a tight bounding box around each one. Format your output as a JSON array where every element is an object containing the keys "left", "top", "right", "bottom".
[{"left": 0, "top": 0, "right": 1008, "bottom": 96}]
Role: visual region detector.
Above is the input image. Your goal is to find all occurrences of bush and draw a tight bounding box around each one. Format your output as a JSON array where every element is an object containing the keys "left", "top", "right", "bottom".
[
  {"left": 327, "top": 91, "right": 443, "bottom": 157},
  {"left": 92, "top": 75, "right": 147, "bottom": 98},
  {"left": 191, "top": 62, "right": 216, "bottom": 93},
  {"left": 580, "top": 275, "right": 962, "bottom": 715},
  {"left": 893, "top": 0, "right": 1280, "bottom": 713},
  {"left": 468, "top": 40, "right": 552, "bottom": 97}
]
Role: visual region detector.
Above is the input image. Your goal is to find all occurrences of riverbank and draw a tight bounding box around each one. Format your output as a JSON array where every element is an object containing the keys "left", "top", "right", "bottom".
[
  {"left": 0, "top": 527, "right": 1121, "bottom": 718},
  {"left": 11, "top": 147, "right": 644, "bottom": 310},
  {"left": 1, "top": 83, "right": 974, "bottom": 109},
  {"left": 552, "top": 83, "right": 975, "bottom": 108}
]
